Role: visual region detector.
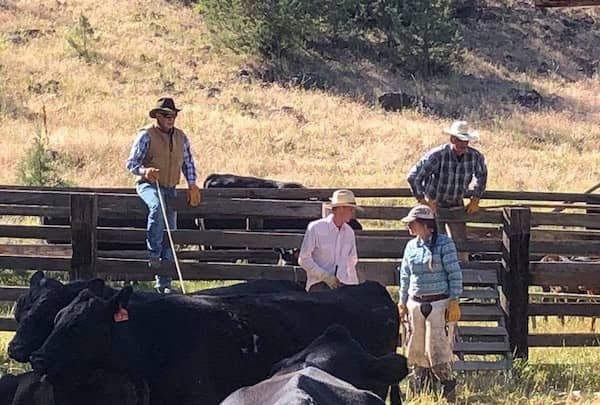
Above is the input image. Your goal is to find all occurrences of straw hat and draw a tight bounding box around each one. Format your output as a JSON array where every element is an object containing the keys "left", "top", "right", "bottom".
[
  {"left": 327, "top": 189, "right": 357, "bottom": 208},
  {"left": 401, "top": 204, "right": 435, "bottom": 223},
  {"left": 443, "top": 120, "right": 479, "bottom": 141}
]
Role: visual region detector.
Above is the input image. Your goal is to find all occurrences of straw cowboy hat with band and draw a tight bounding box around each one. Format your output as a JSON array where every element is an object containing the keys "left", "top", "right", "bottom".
[
  {"left": 149, "top": 97, "right": 181, "bottom": 118},
  {"left": 443, "top": 120, "right": 479, "bottom": 141},
  {"left": 327, "top": 189, "right": 359, "bottom": 208}
]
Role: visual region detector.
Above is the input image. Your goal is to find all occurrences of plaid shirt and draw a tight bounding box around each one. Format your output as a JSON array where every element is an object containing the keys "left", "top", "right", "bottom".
[
  {"left": 407, "top": 144, "right": 487, "bottom": 205},
  {"left": 126, "top": 127, "right": 197, "bottom": 185}
]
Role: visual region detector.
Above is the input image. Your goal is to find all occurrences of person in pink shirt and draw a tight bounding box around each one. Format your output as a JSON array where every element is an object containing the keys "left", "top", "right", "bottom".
[{"left": 298, "top": 190, "right": 360, "bottom": 292}]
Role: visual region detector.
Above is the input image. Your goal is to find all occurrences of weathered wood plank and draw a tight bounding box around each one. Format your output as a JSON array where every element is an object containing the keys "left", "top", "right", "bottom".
[
  {"left": 530, "top": 240, "right": 600, "bottom": 255},
  {"left": 0, "top": 255, "right": 71, "bottom": 271},
  {"left": 531, "top": 212, "right": 600, "bottom": 228},
  {"left": 0, "top": 286, "right": 28, "bottom": 301},
  {"left": 528, "top": 303, "right": 600, "bottom": 317},
  {"left": 97, "top": 249, "right": 281, "bottom": 261},
  {"left": 0, "top": 225, "right": 71, "bottom": 240},
  {"left": 0, "top": 205, "right": 70, "bottom": 217},
  {"left": 530, "top": 262, "right": 600, "bottom": 289},
  {"left": 454, "top": 341, "right": 510, "bottom": 354},
  {"left": 0, "top": 190, "right": 70, "bottom": 206},
  {"left": 98, "top": 195, "right": 324, "bottom": 218},
  {"left": 0, "top": 244, "right": 71, "bottom": 256},
  {"left": 95, "top": 259, "right": 307, "bottom": 282},
  {"left": 70, "top": 194, "right": 97, "bottom": 281},
  {"left": 2, "top": 187, "right": 600, "bottom": 203},
  {"left": 457, "top": 326, "right": 508, "bottom": 336},
  {"left": 528, "top": 334, "right": 600, "bottom": 347},
  {"left": 436, "top": 209, "right": 503, "bottom": 224},
  {"left": 460, "top": 305, "right": 504, "bottom": 320},
  {"left": 461, "top": 289, "right": 499, "bottom": 300},
  {"left": 0, "top": 317, "right": 17, "bottom": 332},
  {"left": 501, "top": 207, "right": 531, "bottom": 359}
]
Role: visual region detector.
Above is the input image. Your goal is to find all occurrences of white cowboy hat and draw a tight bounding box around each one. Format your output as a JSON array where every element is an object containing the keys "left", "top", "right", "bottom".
[
  {"left": 443, "top": 120, "right": 479, "bottom": 141},
  {"left": 401, "top": 204, "right": 435, "bottom": 223},
  {"left": 327, "top": 189, "right": 358, "bottom": 208}
]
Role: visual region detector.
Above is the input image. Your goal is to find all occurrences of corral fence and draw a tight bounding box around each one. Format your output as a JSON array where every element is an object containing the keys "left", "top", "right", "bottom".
[{"left": 0, "top": 185, "right": 599, "bottom": 366}]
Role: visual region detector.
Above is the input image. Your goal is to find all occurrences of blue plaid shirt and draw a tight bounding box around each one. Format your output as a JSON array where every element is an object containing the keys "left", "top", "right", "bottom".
[
  {"left": 398, "top": 234, "right": 463, "bottom": 304},
  {"left": 126, "top": 126, "right": 197, "bottom": 185},
  {"left": 407, "top": 144, "right": 487, "bottom": 205}
]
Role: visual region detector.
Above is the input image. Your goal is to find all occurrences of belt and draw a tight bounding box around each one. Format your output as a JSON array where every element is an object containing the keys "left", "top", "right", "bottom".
[{"left": 411, "top": 293, "right": 449, "bottom": 303}]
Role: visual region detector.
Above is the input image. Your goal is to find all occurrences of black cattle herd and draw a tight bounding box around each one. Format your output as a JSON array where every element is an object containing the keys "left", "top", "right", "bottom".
[{"left": 0, "top": 271, "right": 408, "bottom": 405}]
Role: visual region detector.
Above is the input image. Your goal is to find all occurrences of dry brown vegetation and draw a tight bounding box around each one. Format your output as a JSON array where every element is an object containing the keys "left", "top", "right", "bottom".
[{"left": 0, "top": 0, "right": 599, "bottom": 193}]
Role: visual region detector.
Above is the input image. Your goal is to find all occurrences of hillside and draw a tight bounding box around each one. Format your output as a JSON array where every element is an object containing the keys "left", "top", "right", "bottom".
[{"left": 1, "top": 0, "right": 599, "bottom": 193}]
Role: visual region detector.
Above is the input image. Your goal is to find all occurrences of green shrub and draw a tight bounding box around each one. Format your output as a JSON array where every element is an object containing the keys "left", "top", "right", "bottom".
[
  {"left": 65, "top": 14, "right": 98, "bottom": 62},
  {"left": 17, "top": 128, "right": 68, "bottom": 187},
  {"left": 198, "top": 0, "right": 462, "bottom": 76},
  {"left": 384, "top": 0, "right": 463, "bottom": 76}
]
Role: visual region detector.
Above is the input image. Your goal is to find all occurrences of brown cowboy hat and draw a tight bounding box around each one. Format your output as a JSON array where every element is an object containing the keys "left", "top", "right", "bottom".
[{"left": 149, "top": 97, "right": 181, "bottom": 118}]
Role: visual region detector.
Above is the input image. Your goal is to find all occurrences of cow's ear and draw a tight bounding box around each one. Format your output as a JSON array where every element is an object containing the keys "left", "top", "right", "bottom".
[
  {"left": 87, "top": 278, "right": 106, "bottom": 297},
  {"left": 30, "top": 271, "right": 45, "bottom": 288},
  {"left": 365, "top": 354, "right": 409, "bottom": 385},
  {"left": 111, "top": 286, "right": 133, "bottom": 310}
]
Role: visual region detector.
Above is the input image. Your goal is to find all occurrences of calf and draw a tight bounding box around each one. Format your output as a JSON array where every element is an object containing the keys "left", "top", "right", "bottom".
[
  {"left": 537, "top": 255, "right": 600, "bottom": 331},
  {"left": 8, "top": 271, "right": 304, "bottom": 363},
  {"left": 0, "top": 370, "right": 148, "bottom": 405},
  {"left": 0, "top": 372, "right": 53, "bottom": 405},
  {"left": 223, "top": 324, "right": 408, "bottom": 405},
  {"left": 30, "top": 282, "right": 398, "bottom": 405}
]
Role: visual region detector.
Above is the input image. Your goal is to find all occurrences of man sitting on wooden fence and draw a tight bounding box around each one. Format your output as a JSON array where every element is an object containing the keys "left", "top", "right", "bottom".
[
  {"left": 407, "top": 120, "right": 487, "bottom": 262},
  {"left": 125, "top": 97, "right": 201, "bottom": 293},
  {"left": 298, "top": 190, "right": 360, "bottom": 292}
]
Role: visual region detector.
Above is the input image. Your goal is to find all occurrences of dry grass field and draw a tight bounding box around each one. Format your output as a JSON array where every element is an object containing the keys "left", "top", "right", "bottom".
[
  {"left": 1, "top": 0, "right": 600, "bottom": 403},
  {"left": 0, "top": 0, "right": 599, "bottom": 192}
]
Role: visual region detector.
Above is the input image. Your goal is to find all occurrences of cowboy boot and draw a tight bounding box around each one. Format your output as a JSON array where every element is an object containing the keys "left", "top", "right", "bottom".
[{"left": 441, "top": 379, "right": 457, "bottom": 403}]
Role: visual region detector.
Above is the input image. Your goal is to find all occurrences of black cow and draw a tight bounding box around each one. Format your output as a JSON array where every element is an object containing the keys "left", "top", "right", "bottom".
[
  {"left": 202, "top": 173, "right": 362, "bottom": 264},
  {"left": 202, "top": 173, "right": 362, "bottom": 231},
  {"left": 222, "top": 324, "right": 408, "bottom": 405},
  {"left": 30, "top": 282, "right": 398, "bottom": 405},
  {"left": 8, "top": 271, "right": 304, "bottom": 363},
  {"left": 0, "top": 370, "right": 148, "bottom": 405},
  {"left": 0, "top": 372, "right": 53, "bottom": 405}
]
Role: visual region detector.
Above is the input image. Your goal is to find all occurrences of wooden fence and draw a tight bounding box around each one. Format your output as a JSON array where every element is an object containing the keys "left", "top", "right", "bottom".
[{"left": 1, "top": 186, "right": 600, "bottom": 363}]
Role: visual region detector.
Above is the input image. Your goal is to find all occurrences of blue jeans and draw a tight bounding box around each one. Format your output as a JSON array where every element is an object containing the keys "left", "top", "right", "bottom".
[{"left": 136, "top": 182, "right": 177, "bottom": 289}]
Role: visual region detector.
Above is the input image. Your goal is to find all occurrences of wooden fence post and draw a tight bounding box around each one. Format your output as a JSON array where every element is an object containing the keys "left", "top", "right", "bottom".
[
  {"left": 501, "top": 207, "right": 531, "bottom": 359},
  {"left": 70, "top": 194, "right": 98, "bottom": 281}
]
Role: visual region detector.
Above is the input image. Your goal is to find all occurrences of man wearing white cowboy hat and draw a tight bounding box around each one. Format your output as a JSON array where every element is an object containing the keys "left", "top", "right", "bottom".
[
  {"left": 407, "top": 120, "right": 487, "bottom": 261},
  {"left": 298, "top": 189, "right": 360, "bottom": 292},
  {"left": 126, "top": 97, "right": 202, "bottom": 293}
]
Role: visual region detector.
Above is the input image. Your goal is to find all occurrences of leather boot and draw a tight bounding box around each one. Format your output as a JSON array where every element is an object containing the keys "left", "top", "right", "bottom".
[{"left": 441, "top": 379, "right": 457, "bottom": 403}]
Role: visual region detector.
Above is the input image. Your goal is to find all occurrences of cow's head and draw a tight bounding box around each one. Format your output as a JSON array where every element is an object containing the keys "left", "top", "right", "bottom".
[
  {"left": 29, "top": 286, "right": 132, "bottom": 376},
  {"left": 8, "top": 272, "right": 105, "bottom": 363},
  {"left": 271, "top": 324, "right": 408, "bottom": 390}
]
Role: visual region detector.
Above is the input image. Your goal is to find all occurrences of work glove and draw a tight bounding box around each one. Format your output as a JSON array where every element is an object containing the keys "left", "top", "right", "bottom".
[
  {"left": 418, "top": 197, "right": 438, "bottom": 214},
  {"left": 187, "top": 184, "right": 201, "bottom": 207},
  {"left": 323, "top": 275, "right": 341, "bottom": 289},
  {"left": 398, "top": 303, "right": 408, "bottom": 322},
  {"left": 446, "top": 300, "right": 461, "bottom": 323},
  {"left": 142, "top": 167, "right": 160, "bottom": 184},
  {"left": 465, "top": 197, "right": 480, "bottom": 214}
]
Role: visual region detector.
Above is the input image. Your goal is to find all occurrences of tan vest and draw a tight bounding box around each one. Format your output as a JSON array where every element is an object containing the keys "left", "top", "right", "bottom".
[{"left": 142, "top": 125, "right": 186, "bottom": 187}]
